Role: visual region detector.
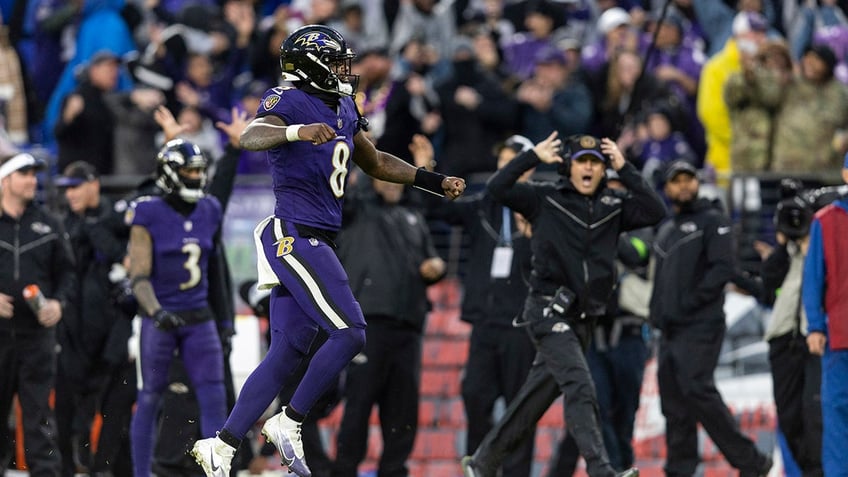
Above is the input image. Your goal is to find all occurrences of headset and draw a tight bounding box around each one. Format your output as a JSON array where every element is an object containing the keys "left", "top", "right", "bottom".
[{"left": 557, "top": 134, "right": 609, "bottom": 176}]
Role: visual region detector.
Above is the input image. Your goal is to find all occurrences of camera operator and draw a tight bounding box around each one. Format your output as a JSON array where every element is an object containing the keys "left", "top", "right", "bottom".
[{"left": 761, "top": 193, "right": 822, "bottom": 476}]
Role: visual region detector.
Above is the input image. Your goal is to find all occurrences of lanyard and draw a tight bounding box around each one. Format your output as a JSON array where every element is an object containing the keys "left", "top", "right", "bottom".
[{"left": 501, "top": 207, "right": 512, "bottom": 246}]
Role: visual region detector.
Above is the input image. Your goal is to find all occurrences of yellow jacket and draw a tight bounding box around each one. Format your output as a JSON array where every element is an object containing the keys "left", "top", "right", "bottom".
[{"left": 697, "top": 39, "right": 741, "bottom": 179}]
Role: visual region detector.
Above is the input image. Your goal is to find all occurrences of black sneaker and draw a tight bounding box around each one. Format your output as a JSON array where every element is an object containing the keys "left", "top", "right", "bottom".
[
  {"left": 460, "top": 456, "right": 478, "bottom": 477},
  {"left": 741, "top": 453, "right": 773, "bottom": 477},
  {"left": 616, "top": 468, "right": 639, "bottom": 477},
  {"left": 461, "top": 456, "right": 496, "bottom": 477}
]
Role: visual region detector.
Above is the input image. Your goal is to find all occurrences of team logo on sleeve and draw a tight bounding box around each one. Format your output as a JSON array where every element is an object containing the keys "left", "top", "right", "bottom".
[{"left": 263, "top": 94, "right": 281, "bottom": 110}]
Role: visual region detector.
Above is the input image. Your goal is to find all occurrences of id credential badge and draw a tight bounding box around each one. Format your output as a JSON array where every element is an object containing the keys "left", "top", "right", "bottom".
[{"left": 490, "top": 246, "right": 514, "bottom": 278}]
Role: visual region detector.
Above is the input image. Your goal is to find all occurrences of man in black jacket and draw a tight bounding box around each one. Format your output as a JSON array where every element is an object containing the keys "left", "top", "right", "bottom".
[
  {"left": 0, "top": 152, "right": 76, "bottom": 476},
  {"left": 55, "top": 160, "right": 134, "bottom": 477},
  {"left": 650, "top": 160, "right": 773, "bottom": 477},
  {"left": 423, "top": 135, "right": 537, "bottom": 477},
  {"left": 462, "top": 133, "right": 666, "bottom": 477},
  {"left": 332, "top": 173, "right": 445, "bottom": 477}
]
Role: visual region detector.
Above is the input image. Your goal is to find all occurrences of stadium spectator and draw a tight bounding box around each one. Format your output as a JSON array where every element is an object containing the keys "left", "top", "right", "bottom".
[
  {"left": 697, "top": 11, "right": 769, "bottom": 182},
  {"left": 389, "top": 0, "right": 456, "bottom": 61},
  {"left": 633, "top": 107, "right": 697, "bottom": 189},
  {"left": 54, "top": 51, "right": 121, "bottom": 174},
  {"left": 0, "top": 20, "right": 28, "bottom": 145},
  {"left": 590, "top": 48, "right": 683, "bottom": 142},
  {"left": 724, "top": 39, "right": 792, "bottom": 173},
  {"left": 105, "top": 86, "right": 167, "bottom": 176},
  {"left": 771, "top": 44, "right": 848, "bottom": 172},
  {"left": 516, "top": 46, "right": 593, "bottom": 152},
  {"left": 501, "top": 0, "right": 561, "bottom": 81},
  {"left": 434, "top": 36, "right": 519, "bottom": 177},
  {"left": 582, "top": 7, "right": 641, "bottom": 74}
]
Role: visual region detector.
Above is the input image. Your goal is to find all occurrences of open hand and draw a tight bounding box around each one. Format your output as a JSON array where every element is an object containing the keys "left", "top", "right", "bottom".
[
  {"left": 600, "top": 137, "right": 626, "bottom": 170},
  {"left": 533, "top": 131, "right": 564, "bottom": 165}
]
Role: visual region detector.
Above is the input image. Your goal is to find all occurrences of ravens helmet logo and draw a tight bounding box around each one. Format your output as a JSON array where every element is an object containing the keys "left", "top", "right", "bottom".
[{"left": 279, "top": 25, "right": 359, "bottom": 96}]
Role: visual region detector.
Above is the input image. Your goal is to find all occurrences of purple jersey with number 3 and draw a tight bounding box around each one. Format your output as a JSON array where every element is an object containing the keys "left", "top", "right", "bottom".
[
  {"left": 256, "top": 86, "right": 360, "bottom": 231},
  {"left": 128, "top": 195, "right": 222, "bottom": 311}
]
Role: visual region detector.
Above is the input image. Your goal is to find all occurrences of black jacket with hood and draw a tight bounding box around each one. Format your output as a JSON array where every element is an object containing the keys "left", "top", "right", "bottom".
[{"left": 487, "top": 150, "right": 666, "bottom": 317}]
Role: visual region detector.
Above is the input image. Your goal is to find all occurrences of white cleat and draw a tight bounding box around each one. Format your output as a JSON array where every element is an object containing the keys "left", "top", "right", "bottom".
[
  {"left": 190, "top": 436, "right": 235, "bottom": 477},
  {"left": 261, "top": 407, "right": 312, "bottom": 477}
]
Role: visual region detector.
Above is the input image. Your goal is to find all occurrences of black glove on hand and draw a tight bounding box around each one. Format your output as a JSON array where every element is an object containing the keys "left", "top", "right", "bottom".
[
  {"left": 152, "top": 309, "right": 185, "bottom": 330},
  {"left": 218, "top": 327, "right": 235, "bottom": 355}
]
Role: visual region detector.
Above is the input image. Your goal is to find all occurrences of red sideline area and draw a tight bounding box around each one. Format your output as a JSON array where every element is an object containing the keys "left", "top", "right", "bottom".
[{"left": 12, "top": 278, "right": 775, "bottom": 476}]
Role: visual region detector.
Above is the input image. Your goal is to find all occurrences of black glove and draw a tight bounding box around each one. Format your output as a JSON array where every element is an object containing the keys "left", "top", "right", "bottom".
[
  {"left": 218, "top": 326, "right": 235, "bottom": 355},
  {"left": 152, "top": 309, "right": 185, "bottom": 330},
  {"left": 110, "top": 278, "right": 138, "bottom": 318}
]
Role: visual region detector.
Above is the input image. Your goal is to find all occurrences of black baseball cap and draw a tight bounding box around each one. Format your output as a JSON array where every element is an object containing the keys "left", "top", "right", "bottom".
[
  {"left": 569, "top": 135, "right": 606, "bottom": 162},
  {"left": 55, "top": 161, "right": 99, "bottom": 187},
  {"left": 664, "top": 160, "right": 697, "bottom": 182}
]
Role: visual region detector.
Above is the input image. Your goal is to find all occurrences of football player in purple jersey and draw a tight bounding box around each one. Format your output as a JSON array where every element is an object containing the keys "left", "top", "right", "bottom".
[
  {"left": 191, "top": 24, "right": 465, "bottom": 477},
  {"left": 128, "top": 139, "right": 228, "bottom": 477}
]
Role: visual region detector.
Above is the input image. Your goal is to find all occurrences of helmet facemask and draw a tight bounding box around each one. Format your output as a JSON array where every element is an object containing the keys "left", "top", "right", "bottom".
[
  {"left": 156, "top": 139, "right": 208, "bottom": 203},
  {"left": 280, "top": 25, "right": 360, "bottom": 96}
]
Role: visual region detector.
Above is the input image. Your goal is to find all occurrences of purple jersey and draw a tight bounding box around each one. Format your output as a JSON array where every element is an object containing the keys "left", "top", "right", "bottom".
[
  {"left": 256, "top": 86, "right": 361, "bottom": 232},
  {"left": 128, "top": 195, "right": 222, "bottom": 311}
]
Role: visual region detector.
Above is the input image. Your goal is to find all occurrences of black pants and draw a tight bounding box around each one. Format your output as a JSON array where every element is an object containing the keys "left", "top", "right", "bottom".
[
  {"left": 551, "top": 325, "right": 649, "bottom": 475},
  {"left": 472, "top": 294, "right": 614, "bottom": 477},
  {"left": 91, "top": 360, "right": 137, "bottom": 477},
  {"left": 0, "top": 329, "right": 62, "bottom": 477},
  {"left": 658, "top": 325, "right": 764, "bottom": 476},
  {"left": 462, "top": 324, "right": 536, "bottom": 477},
  {"left": 768, "top": 333, "right": 823, "bottom": 476},
  {"left": 55, "top": 344, "right": 112, "bottom": 477},
  {"left": 332, "top": 318, "right": 421, "bottom": 477}
]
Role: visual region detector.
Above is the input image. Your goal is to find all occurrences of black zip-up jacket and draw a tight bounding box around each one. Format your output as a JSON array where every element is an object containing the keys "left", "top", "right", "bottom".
[
  {"left": 0, "top": 203, "right": 76, "bottom": 333},
  {"left": 650, "top": 198, "right": 735, "bottom": 333},
  {"left": 425, "top": 191, "right": 532, "bottom": 327},
  {"left": 487, "top": 151, "right": 666, "bottom": 316},
  {"left": 338, "top": 186, "right": 443, "bottom": 332}
]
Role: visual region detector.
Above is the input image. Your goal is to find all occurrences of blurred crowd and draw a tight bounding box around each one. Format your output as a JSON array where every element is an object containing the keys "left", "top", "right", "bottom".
[{"left": 1, "top": 0, "right": 848, "bottom": 185}]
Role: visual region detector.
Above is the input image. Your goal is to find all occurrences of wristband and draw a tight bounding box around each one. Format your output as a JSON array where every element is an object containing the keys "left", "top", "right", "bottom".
[
  {"left": 413, "top": 167, "right": 447, "bottom": 197},
  {"left": 285, "top": 124, "right": 303, "bottom": 142}
]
